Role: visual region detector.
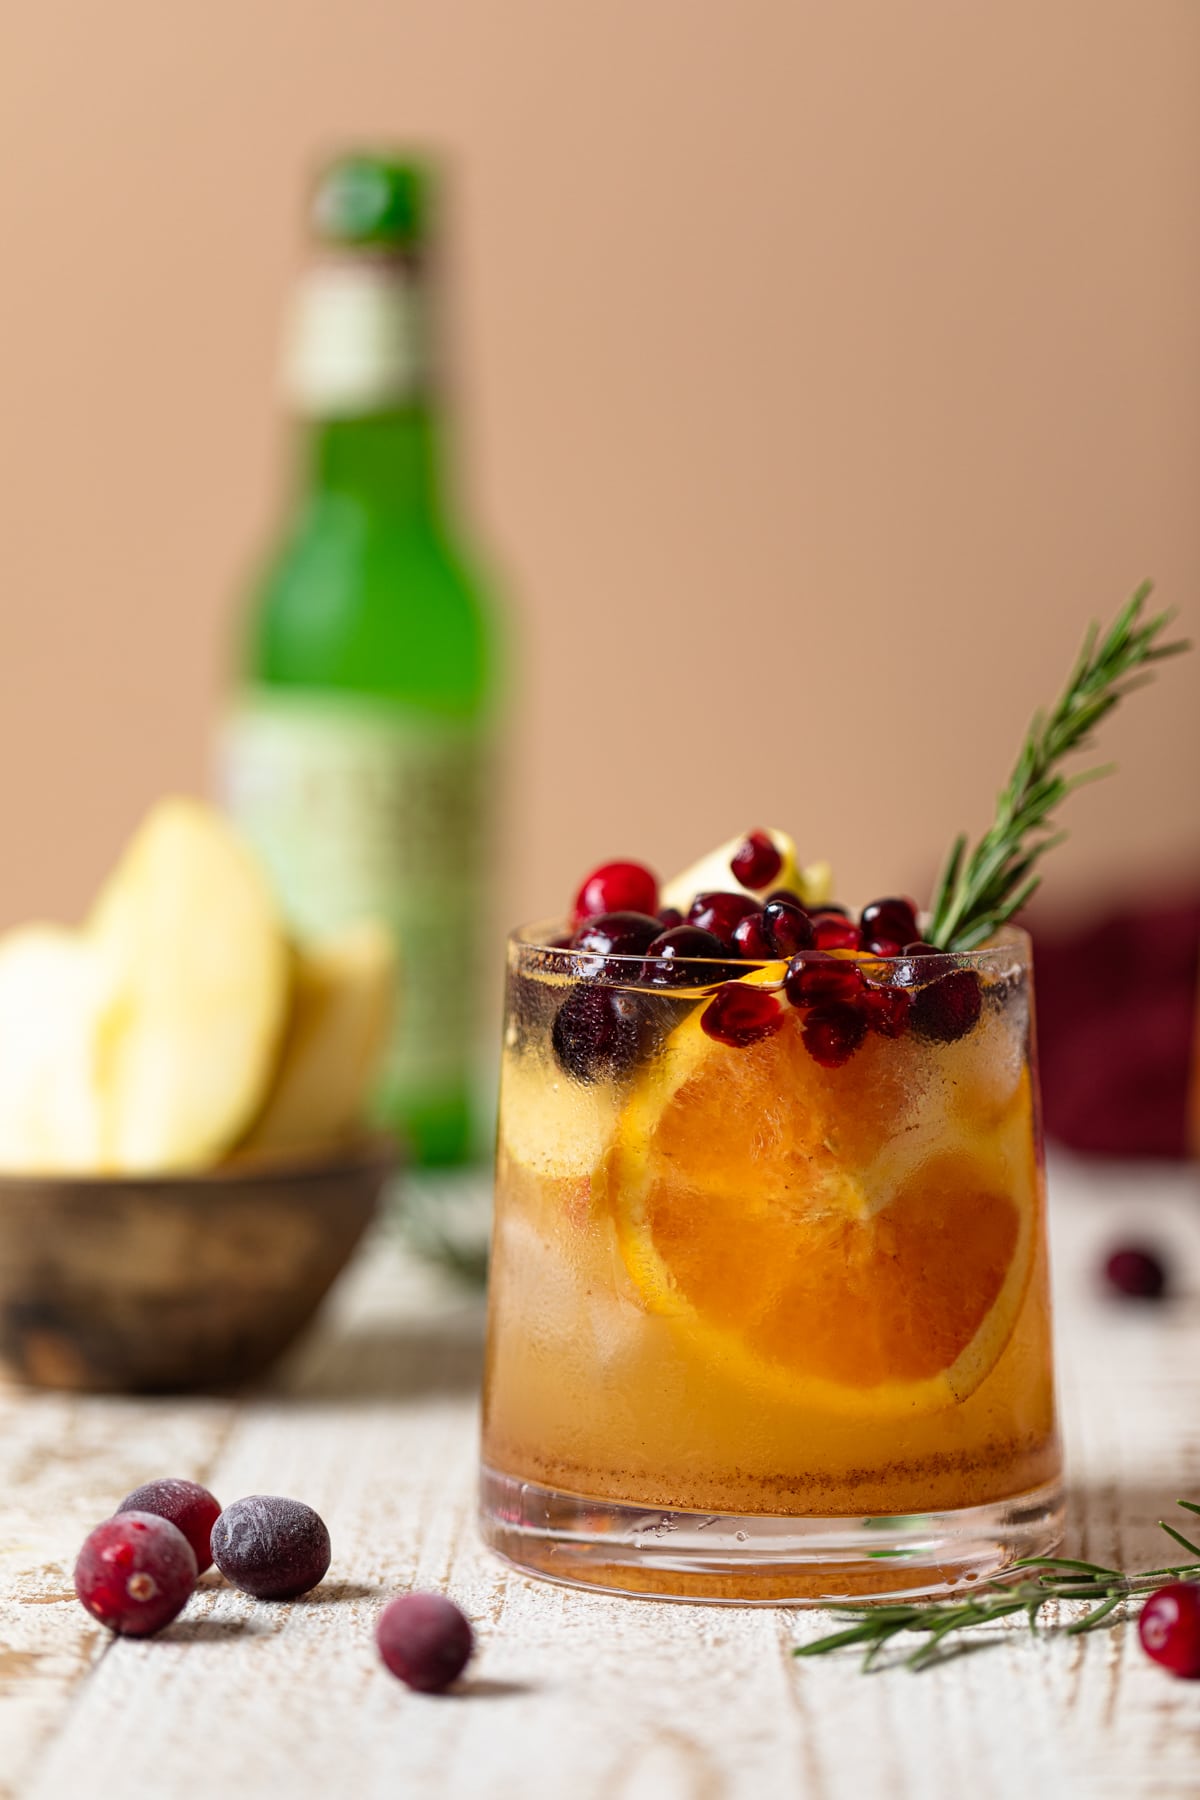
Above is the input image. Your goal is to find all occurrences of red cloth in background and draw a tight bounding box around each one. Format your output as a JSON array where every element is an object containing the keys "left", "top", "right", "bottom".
[{"left": 1029, "top": 897, "right": 1200, "bottom": 1160}]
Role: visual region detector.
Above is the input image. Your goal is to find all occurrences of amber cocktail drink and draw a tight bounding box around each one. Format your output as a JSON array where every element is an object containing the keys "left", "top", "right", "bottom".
[{"left": 480, "top": 906, "right": 1062, "bottom": 1603}]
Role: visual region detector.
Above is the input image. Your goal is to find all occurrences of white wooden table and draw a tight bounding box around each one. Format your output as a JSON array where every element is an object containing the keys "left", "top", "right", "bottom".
[{"left": 4, "top": 1154, "right": 1200, "bottom": 1800}]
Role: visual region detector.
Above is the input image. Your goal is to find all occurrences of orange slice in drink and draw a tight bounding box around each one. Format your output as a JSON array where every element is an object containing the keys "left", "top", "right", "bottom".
[{"left": 606, "top": 968, "right": 1039, "bottom": 1419}]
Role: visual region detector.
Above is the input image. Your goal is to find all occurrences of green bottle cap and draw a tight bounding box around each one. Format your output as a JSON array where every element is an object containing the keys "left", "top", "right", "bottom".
[{"left": 311, "top": 154, "right": 433, "bottom": 250}]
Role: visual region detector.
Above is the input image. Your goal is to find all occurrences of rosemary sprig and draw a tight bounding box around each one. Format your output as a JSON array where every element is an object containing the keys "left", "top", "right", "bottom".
[
  {"left": 927, "top": 583, "right": 1190, "bottom": 951},
  {"left": 794, "top": 1500, "right": 1200, "bottom": 1672}
]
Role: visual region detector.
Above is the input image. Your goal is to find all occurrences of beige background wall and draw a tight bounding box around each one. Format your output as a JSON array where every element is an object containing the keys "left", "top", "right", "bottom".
[{"left": 0, "top": 0, "right": 1196, "bottom": 932}]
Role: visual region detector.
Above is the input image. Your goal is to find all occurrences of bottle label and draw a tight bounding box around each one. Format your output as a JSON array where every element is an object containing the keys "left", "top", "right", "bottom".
[
  {"left": 284, "top": 258, "right": 427, "bottom": 416},
  {"left": 219, "top": 692, "right": 485, "bottom": 1109}
]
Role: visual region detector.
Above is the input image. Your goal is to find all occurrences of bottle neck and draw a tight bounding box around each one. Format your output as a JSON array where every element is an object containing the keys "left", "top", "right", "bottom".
[{"left": 306, "top": 405, "right": 441, "bottom": 517}]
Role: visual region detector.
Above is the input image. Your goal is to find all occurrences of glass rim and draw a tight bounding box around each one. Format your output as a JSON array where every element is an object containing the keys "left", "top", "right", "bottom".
[{"left": 509, "top": 919, "right": 1032, "bottom": 973}]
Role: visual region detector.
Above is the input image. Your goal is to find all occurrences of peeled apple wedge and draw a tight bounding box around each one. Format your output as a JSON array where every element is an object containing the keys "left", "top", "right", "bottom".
[
  {"left": 660, "top": 828, "right": 833, "bottom": 915},
  {"left": 0, "top": 925, "right": 116, "bottom": 1172},
  {"left": 242, "top": 920, "right": 396, "bottom": 1157},
  {"left": 90, "top": 798, "right": 291, "bottom": 1172}
]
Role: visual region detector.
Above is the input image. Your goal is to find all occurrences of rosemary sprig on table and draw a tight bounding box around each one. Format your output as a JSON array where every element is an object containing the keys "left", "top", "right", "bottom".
[
  {"left": 795, "top": 1500, "right": 1200, "bottom": 1672},
  {"left": 927, "top": 583, "right": 1189, "bottom": 952}
]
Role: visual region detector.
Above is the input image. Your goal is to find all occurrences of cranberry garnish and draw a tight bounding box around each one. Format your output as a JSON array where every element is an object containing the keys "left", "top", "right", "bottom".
[
  {"left": 688, "top": 891, "right": 759, "bottom": 949},
  {"left": 572, "top": 860, "right": 658, "bottom": 926},
  {"left": 701, "top": 983, "right": 785, "bottom": 1048},
  {"left": 812, "top": 912, "right": 861, "bottom": 952},
  {"left": 74, "top": 1512, "right": 197, "bottom": 1637},
  {"left": 802, "top": 1002, "right": 868, "bottom": 1068},
  {"left": 730, "top": 830, "right": 783, "bottom": 891},
  {"left": 784, "top": 955, "right": 866, "bottom": 1008},
  {"left": 657, "top": 906, "right": 685, "bottom": 930},
  {"left": 1104, "top": 1245, "right": 1168, "bottom": 1300},
  {"left": 909, "top": 969, "right": 983, "bottom": 1042},
  {"left": 1139, "top": 1583, "right": 1200, "bottom": 1677},
  {"left": 376, "top": 1593, "right": 475, "bottom": 1692},
  {"left": 552, "top": 985, "right": 647, "bottom": 1078},
  {"left": 641, "top": 925, "right": 731, "bottom": 988},
  {"left": 117, "top": 1479, "right": 222, "bottom": 1576},
  {"left": 570, "top": 910, "right": 663, "bottom": 974},
  {"left": 860, "top": 898, "right": 920, "bottom": 957},
  {"left": 762, "top": 898, "right": 814, "bottom": 957},
  {"left": 210, "top": 1496, "right": 331, "bottom": 1600},
  {"left": 863, "top": 987, "right": 911, "bottom": 1038},
  {"left": 732, "top": 911, "right": 771, "bottom": 959}
]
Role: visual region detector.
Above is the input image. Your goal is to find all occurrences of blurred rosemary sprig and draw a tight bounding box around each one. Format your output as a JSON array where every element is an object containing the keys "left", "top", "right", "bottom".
[
  {"left": 795, "top": 1500, "right": 1200, "bottom": 1672},
  {"left": 927, "top": 583, "right": 1189, "bottom": 951}
]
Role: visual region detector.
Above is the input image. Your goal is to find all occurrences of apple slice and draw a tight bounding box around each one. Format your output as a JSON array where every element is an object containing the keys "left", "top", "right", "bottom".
[
  {"left": 90, "top": 798, "right": 291, "bottom": 1172},
  {"left": 242, "top": 920, "right": 396, "bottom": 1157},
  {"left": 660, "top": 829, "right": 833, "bottom": 916},
  {"left": 0, "top": 925, "right": 116, "bottom": 1172}
]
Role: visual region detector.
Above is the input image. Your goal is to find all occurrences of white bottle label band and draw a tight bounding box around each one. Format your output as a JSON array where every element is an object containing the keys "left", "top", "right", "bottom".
[{"left": 284, "top": 261, "right": 426, "bottom": 416}]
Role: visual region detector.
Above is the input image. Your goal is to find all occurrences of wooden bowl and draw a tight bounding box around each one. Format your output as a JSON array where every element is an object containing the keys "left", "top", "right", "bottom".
[{"left": 0, "top": 1137, "right": 395, "bottom": 1393}]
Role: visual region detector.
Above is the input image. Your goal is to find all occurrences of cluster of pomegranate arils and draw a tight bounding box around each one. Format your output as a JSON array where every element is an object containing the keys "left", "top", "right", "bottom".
[{"left": 553, "top": 831, "right": 983, "bottom": 1079}]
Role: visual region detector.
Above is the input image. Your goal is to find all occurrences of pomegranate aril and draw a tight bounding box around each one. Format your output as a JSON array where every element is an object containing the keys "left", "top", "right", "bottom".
[
  {"left": 863, "top": 986, "right": 911, "bottom": 1038},
  {"left": 701, "top": 983, "right": 785, "bottom": 1048},
  {"left": 729, "top": 829, "right": 783, "bottom": 891},
  {"left": 641, "top": 925, "right": 732, "bottom": 988},
  {"left": 688, "top": 891, "right": 759, "bottom": 949},
  {"left": 75, "top": 1512, "right": 197, "bottom": 1637},
  {"left": 784, "top": 955, "right": 866, "bottom": 1008},
  {"left": 812, "top": 913, "right": 861, "bottom": 952},
  {"left": 572, "top": 860, "right": 658, "bottom": 926},
  {"left": 1139, "top": 1583, "right": 1200, "bottom": 1677},
  {"left": 117, "top": 1479, "right": 221, "bottom": 1576},
  {"left": 909, "top": 969, "right": 983, "bottom": 1042},
  {"left": 1104, "top": 1244, "right": 1168, "bottom": 1301},
  {"left": 731, "top": 911, "right": 771, "bottom": 960},
  {"left": 377, "top": 1592, "right": 474, "bottom": 1693},
  {"left": 211, "top": 1495, "right": 331, "bottom": 1601},
  {"left": 802, "top": 1001, "right": 868, "bottom": 1068},
  {"left": 903, "top": 941, "right": 941, "bottom": 956},
  {"left": 860, "top": 897, "right": 920, "bottom": 956},
  {"left": 570, "top": 910, "right": 663, "bottom": 976},
  {"left": 656, "top": 906, "right": 685, "bottom": 930},
  {"left": 552, "top": 985, "right": 648, "bottom": 1078},
  {"left": 762, "top": 898, "right": 814, "bottom": 957}
]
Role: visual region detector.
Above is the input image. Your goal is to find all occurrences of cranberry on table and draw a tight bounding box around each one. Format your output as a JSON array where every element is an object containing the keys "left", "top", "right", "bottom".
[
  {"left": 762, "top": 898, "right": 814, "bottom": 957},
  {"left": 701, "top": 983, "right": 785, "bottom": 1048},
  {"left": 1104, "top": 1245, "right": 1168, "bottom": 1301},
  {"left": 210, "top": 1495, "right": 331, "bottom": 1600},
  {"left": 1139, "top": 1583, "right": 1200, "bottom": 1677},
  {"left": 117, "top": 1478, "right": 222, "bottom": 1576},
  {"left": 640, "top": 925, "right": 730, "bottom": 988},
  {"left": 74, "top": 1512, "right": 197, "bottom": 1637},
  {"left": 376, "top": 1592, "right": 474, "bottom": 1693},
  {"left": 731, "top": 911, "right": 771, "bottom": 960},
  {"left": 909, "top": 968, "right": 983, "bottom": 1042},
  {"left": 729, "top": 829, "right": 782, "bottom": 891},
  {"left": 572, "top": 860, "right": 659, "bottom": 926},
  {"left": 552, "top": 985, "right": 647, "bottom": 1079},
  {"left": 688, "top": 891, "right": 759, "bottom": 949},
  {"left": 802, "top": 1001, "right": 868, "bottom": 1069}
]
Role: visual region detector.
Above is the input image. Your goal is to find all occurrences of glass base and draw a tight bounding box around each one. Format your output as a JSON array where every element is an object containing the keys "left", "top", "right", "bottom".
[{"left": 479, "top": 1465, "right": 1065, "bottom": 1605}]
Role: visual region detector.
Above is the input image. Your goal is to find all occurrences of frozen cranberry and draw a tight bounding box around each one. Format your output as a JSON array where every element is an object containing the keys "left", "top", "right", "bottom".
[
  {"left": 701, "top": 983, "right": 785, "bottom": 1048},
  {"left": 552, "top": 985, "right": 647, "bottom": 1079},
  {"left": 211, "top": 1496, "right": 331, "bottom": 1600},
  {"left": 863, "top": 986, "right": 911, "bottom": 1038},
  {"left": 572, "top": 860, "right": 658, "bottom": 926},
  {"left": 376, "top": 1593, "right": 474, "bottom": 1692},
  {"left": 117, "top": 1479, "right": 221, "bottom": 1576},
  {"left": 732, "top": 911, "right": 771, "bottom": 959},
  {"left": 570, "top": 911, "right": 663, "bottom": 977},
  {"left": 75, "top": 1512, "right": 197, "bottom": 1637},
  {"left": 812, "top": 912, "right": 861, "bottom": 952},
  {"left": 762, "top": 898, "right": 814, "bottom": 957},
  {"left": 860, "top": 898, "right": 920, "bottom": 958},
  {"left": 802, "top": 1002, "right": 868, "bottom": 1068},
  {"left": 910, "top": 969, "right": 983, "bottom": 1042},
  {"left": 641, "top": 925, "right": 732, "bottom": 988},
  {"left": 1139, "top": 1583, "right": 1200, "bottom": 1677},
  {"left": 657, "top": 906, "right": 685, "bottom": 930},
  {"left": 784, "top": 955, "right": 866, "bottom": 1008},
  {"left": 688, "top": 891, "right": 759, "bottom": 949},
  {"left": 1104, "top": 1245, "right": 1168, "bottom": 1300},
  {"left": 730, "top": 830, "right": 783, "bottom": 891}
]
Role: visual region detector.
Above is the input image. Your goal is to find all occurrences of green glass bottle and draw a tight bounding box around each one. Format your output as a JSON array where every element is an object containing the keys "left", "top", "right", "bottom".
[{"left": 222, "top": 154, "right": 501, "bottom": 1166}]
